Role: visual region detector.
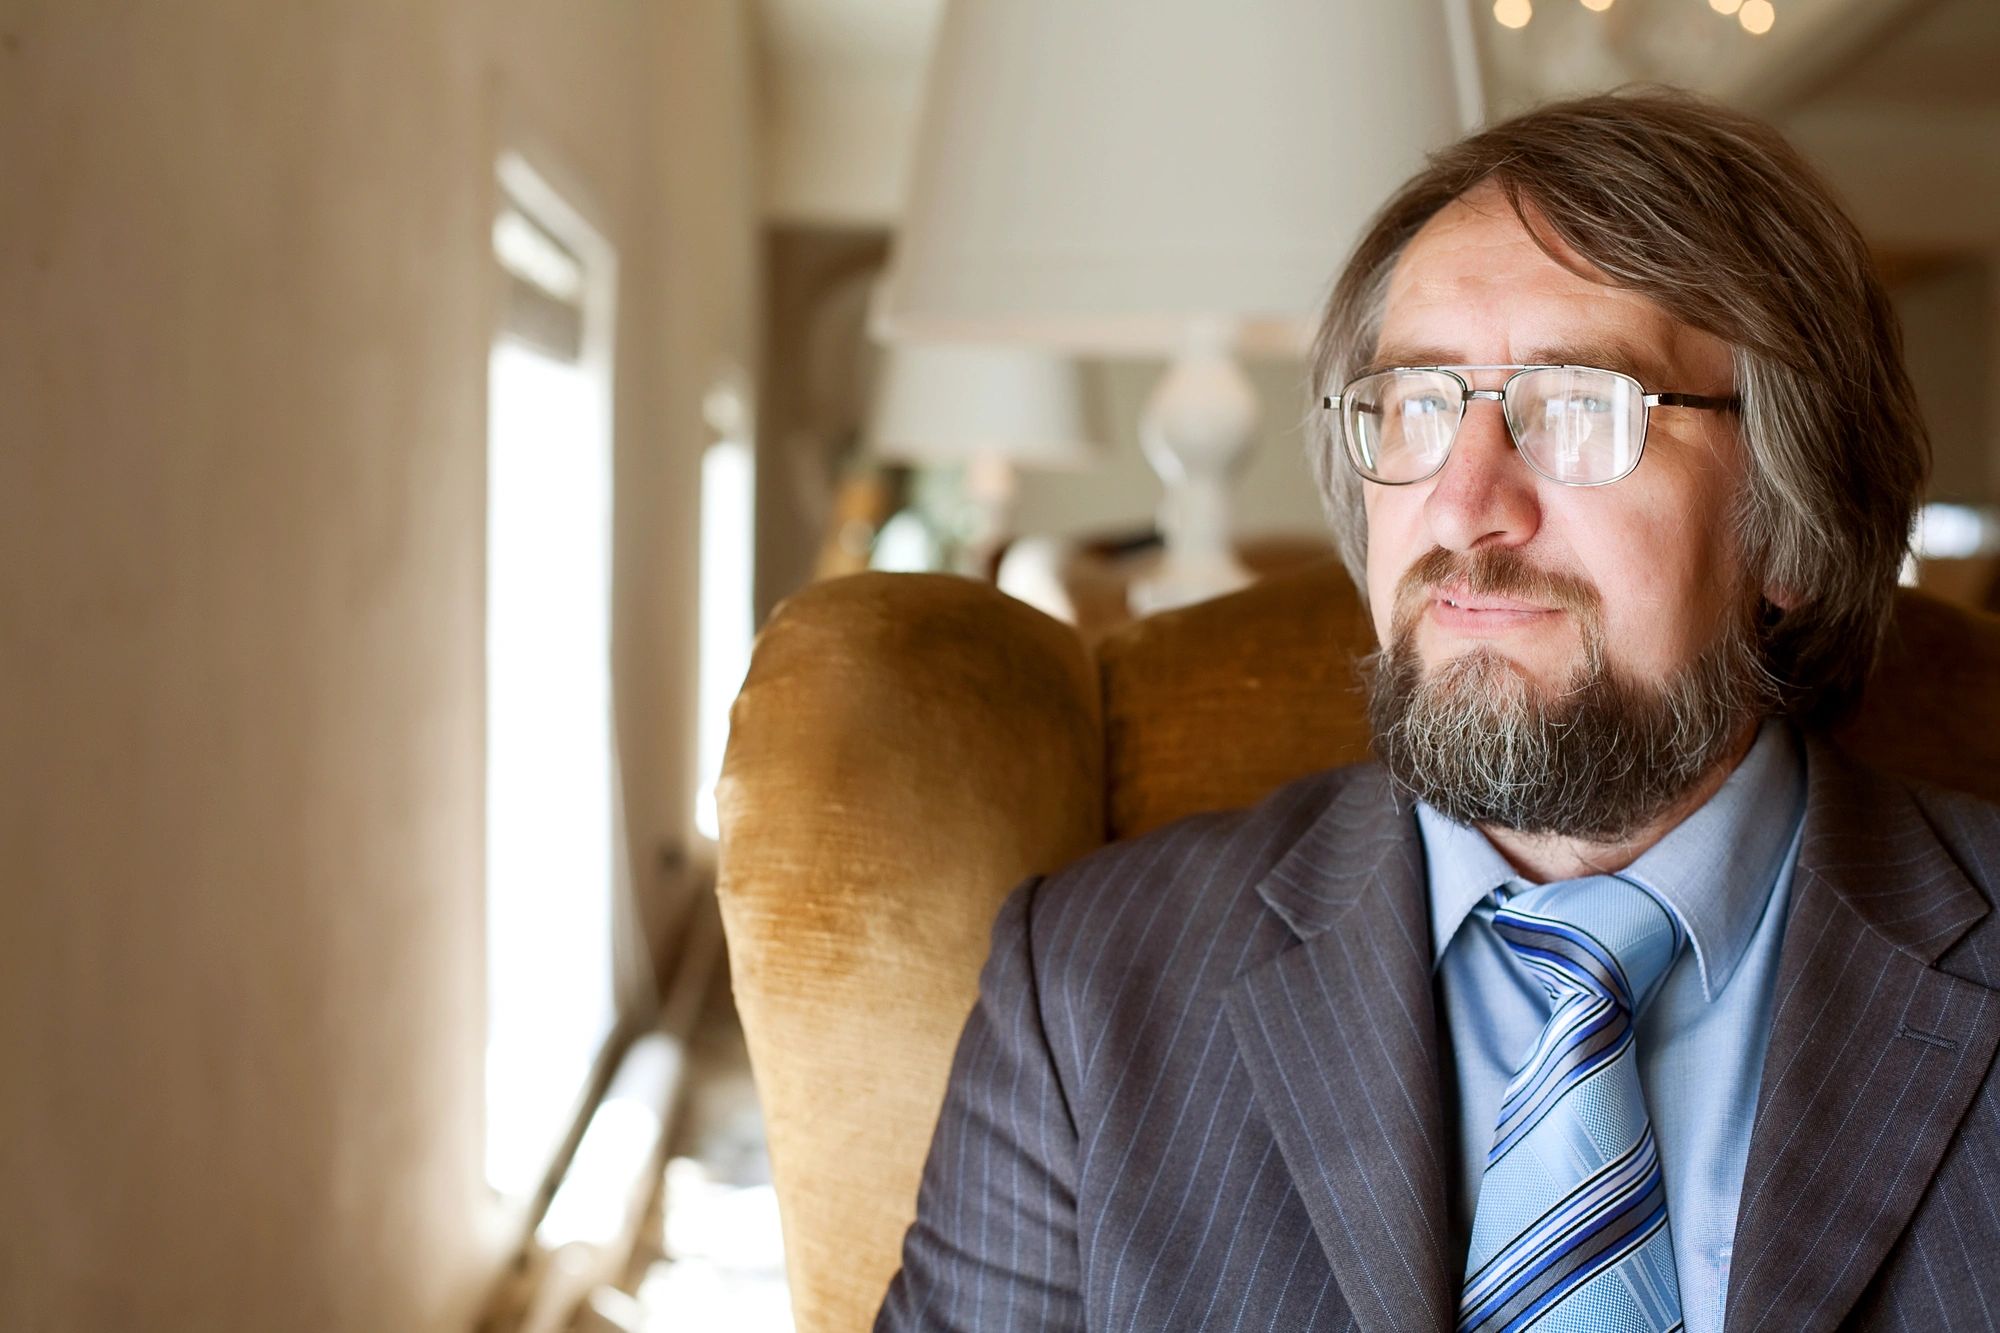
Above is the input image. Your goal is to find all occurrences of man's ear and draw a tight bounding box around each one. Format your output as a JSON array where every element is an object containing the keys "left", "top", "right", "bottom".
[{"left": 1758, "top": 584, "right": 1800, "bottom": 636}]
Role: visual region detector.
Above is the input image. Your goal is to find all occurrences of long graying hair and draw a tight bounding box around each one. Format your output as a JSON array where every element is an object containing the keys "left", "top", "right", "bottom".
[{"left": 1309, "top": 89, "right": 1928, "bottom": 724}]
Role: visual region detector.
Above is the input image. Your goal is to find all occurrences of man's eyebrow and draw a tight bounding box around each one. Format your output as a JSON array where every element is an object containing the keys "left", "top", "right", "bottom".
[
  {"left": 1358, "top": 345, "right": 1461, "bottom": 377},
  {"left": 1356, "top": 340, "right": 1672, "bottom": 385},
  {"left": 1517, "top": 341, "right": 1669, "bottom": 385}
]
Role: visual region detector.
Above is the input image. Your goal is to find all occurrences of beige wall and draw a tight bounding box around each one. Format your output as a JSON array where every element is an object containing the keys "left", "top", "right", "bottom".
[
  {"left": 1893, "top": 259, "right": 1997, "bottom": 504},
  {"left": 761, "top": 67, "right": 926, "bottom": 226},
  {"left": 1784, "top": 103, "right": 2000, "bottom": 505},
  {"left": 0, "top": 3, "right": 755, "bottom": 1329}
]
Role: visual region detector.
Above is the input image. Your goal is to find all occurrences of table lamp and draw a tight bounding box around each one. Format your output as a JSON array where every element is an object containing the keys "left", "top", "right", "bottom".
[
  {"left": 863, "top": 339, "right": 1103, "bottom": 573},
  {"left": 874, "top": 0, "right": 1476, "bottom": 610}
]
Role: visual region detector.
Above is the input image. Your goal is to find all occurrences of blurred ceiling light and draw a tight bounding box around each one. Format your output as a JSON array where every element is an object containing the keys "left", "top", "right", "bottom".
[
  {"left": 1580, "top": 0, "right": 1613, "bottom": 11},
  {"left": 1495, "top": 0, "right": 1533, "bottom": 27},
  {"left": 1708, "top": 0, "right": 1744, "bottom": 12},
  {"left": 1739, "top": 0, "right": 1775, "bottom": 33}
]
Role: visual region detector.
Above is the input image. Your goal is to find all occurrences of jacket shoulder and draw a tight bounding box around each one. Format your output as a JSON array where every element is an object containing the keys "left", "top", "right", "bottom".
[
  {"left": 1045, "top": 761, "right": 1379, "bottom": 896},
  {"left": 1908, "top": 780, "right": 2000, "bottom": 891},
  {"left": 1019, "top": 761, "right": 1386, "bottom": 977},
  {"left": 1004, "top": 762, "right": 1385, "bottom": 1092},
  {"left": 1817, "top": 741, "right": 2000, "bottom": 983}
]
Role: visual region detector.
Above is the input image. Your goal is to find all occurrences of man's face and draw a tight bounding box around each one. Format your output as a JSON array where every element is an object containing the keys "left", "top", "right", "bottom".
[
  {"left": 1362, "top": 186, "right": 1752, "bottom": 699},
  {"left": 1356, "top": 186, "right": 1773, "bottom": 841}
]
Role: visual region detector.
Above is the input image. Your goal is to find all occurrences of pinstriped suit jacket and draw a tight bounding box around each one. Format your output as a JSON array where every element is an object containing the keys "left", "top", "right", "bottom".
[{"left": 876, "top": 737, "right": 2000, "bottom": 1332}]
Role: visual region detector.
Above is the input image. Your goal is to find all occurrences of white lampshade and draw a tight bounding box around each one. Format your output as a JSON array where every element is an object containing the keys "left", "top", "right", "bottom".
[
  {"left": 865, "top": 341, "right": 1101, "bottom": 469},
  {"left": 876, "top": 0, "right": 1474, "bottom": 356}
]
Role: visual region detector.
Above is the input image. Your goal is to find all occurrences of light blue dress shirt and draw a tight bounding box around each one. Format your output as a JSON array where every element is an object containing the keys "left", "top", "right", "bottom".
[{"left": 1417, "top": 720, "right": 1807, "bottom": 1333}]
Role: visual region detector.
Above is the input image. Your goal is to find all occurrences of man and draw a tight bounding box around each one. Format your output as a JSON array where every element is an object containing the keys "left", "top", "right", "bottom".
[{"left": 877, "top": 91, "right": 2000, "bottom": 1332}]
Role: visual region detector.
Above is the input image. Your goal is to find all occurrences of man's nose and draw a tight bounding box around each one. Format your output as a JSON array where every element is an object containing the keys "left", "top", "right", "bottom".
[{"left": 1421, "top": 397, "right": 1542, "bottom": 552}]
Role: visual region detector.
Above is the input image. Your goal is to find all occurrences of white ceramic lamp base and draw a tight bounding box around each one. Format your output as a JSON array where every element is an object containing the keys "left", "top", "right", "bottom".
[{"left": 1130, "top": 323, "right": 1257, "bottom": 616}]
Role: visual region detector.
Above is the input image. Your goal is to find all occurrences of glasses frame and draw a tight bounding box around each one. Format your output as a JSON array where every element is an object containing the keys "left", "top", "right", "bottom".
[{"left": 1321, "top": 364, "right": 1741, "bottom": 488}]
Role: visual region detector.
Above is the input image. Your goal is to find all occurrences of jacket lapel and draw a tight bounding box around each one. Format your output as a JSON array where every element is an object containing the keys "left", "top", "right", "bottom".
[
  {"left": 1226, "top": 766, "right": 1455, "bottom": 1333},
  {"left": 1724, "top": 739, "right": 2000, "bottom": 1333}
]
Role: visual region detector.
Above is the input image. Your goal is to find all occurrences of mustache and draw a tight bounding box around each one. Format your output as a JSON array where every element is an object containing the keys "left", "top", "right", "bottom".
[{"left": 1391, "top": 547, "right": 1602, "bottom": 637}]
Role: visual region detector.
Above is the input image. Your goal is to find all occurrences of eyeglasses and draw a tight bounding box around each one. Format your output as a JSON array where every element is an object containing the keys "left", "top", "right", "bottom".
[{"left": 1322, "top": 365, "right": 1740, "bottom": 487}]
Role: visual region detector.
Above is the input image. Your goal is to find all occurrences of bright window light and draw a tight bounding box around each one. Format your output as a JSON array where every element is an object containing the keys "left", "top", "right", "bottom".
[
  {"left": 694, "top": 387, "right": 756, "bottom": 843},
  {"left": 484, "top": 332, "right": 620, "bottom": 1201},
  {"left": 1915, "top": 503, "right": 2000, "bottom": 560},
  {"left": 536, "top": 1034, "right": 680, "bottom": 1251},
  {"left": 635, "top": 1157, "right": 793, "bottom": 1331},
  {"left": 493, "top": 208, "right": 585, "bottom": 304}
]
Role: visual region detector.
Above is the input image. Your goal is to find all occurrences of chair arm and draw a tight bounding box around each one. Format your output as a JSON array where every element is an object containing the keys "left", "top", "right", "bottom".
[{"left": 717, "top": 572, "right": 1104, "bottom": 1333}]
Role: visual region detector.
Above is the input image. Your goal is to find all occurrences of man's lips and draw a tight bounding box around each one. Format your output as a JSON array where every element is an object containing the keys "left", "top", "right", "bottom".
[
  {"left": 1427, "top": 583, "right": 1561, "bottom": 632},
  {"left": 1433, "top": 584, "right": 1552, "bottom": 614}
]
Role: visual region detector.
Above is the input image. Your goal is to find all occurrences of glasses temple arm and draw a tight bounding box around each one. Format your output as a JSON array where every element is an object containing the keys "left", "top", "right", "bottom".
[
  {"left": 1323, "top": 395, "right": 1388, "bottom": 418},
  {"left": 1647, "top": 391, "right": 1741, "bottom": 412}
]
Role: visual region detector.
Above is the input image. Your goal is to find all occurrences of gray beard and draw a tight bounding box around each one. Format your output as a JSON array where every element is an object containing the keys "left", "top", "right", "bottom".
[{"left": 1365, "top": 608, "right": 1777, "bottom": 843}]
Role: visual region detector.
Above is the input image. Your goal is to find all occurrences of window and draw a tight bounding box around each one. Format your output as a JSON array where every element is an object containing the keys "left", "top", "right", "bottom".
[
  {"left": 483, "top": 154, "right": 625, "bottom": 1204},
  {"left": 694, "top": 370, "right": 756, "bottom": 843}
]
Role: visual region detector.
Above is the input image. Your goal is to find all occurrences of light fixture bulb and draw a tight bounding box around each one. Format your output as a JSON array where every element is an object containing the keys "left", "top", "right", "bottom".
[
  {"left": 1581, "top": 0, "right": 1613, "bottom": 10},
  {"left": 1494, "top": 0, "right": 1533, "bottom": 28},
  {"left": 1739, "top": 0, "right": 1775, "bottom": 33},
  {"left": 1709, "top": 0, "right": 1743, "bottom": 13}
]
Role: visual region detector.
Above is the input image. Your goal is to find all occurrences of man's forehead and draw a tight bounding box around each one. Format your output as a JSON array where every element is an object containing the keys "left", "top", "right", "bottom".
[
  {"left": 1393, "top": 183, "right": 1600, "bottom": 292},
  {"left": 1373, "top": 186, "right": 1726, "bottom": 389}
]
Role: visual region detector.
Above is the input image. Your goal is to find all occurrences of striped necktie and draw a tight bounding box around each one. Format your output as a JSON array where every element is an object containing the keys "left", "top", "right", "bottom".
[{"left": 1457, "top": 875, "right": 1686, "bottom": 1333}]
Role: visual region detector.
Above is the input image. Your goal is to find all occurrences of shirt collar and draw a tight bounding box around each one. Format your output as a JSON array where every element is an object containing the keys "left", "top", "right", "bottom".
[
  {"left": 1416, "top": 719, "right": 1806, "bottom": 1002},
  {"left": 1416, "top": 803, "right": 1518, "bottom": 971}
]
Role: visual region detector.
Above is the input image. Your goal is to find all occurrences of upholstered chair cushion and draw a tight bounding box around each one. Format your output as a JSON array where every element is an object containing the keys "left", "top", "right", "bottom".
[
  {"left": 716, "top": 574, "right": 1103, "bottom": 1330},
  {"left": 717, "top": 561, "right": 2000, "bottom": 1333},
  {"left": 1099, "top": 561, "right": 1377, "bottom": 839}
]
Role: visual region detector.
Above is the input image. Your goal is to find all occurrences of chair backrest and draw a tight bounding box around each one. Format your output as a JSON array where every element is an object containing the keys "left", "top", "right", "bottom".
[{"left": 716, "top": 563, "right": 2000, "bottom": 1333}]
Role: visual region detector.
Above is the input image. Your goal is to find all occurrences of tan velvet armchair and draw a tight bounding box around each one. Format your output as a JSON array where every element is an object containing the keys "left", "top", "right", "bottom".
[{"left": 715, "top": 561, "right": 2000, "bottom": 1333}]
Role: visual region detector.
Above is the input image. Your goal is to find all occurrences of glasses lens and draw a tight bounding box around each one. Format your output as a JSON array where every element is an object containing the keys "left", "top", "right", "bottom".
[
  {"left": 1505, "top": 366, "right": 1644, "bottom": 484},
  {"left": 1342, "top": 370, "right": 1462, "bottom": 482}
]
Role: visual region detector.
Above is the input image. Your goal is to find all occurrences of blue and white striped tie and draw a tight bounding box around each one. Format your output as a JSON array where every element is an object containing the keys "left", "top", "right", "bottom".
[{"left": 1457, "top": 875, "right": 1686, "bottom": 1333}]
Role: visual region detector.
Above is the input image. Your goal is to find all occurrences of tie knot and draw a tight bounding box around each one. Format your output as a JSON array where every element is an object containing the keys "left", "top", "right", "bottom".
[{"left": 1492, "top": 875, "right": 1682, "bottom": 1012}]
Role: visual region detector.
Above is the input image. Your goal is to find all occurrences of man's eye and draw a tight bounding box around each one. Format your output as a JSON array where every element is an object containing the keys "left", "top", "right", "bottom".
[
  {"left": 1553, "top": 395, "right": 1614, "bottom": 414},
  {"left": 1400, "top": 395, "right": 1450, "bottom": 415}
]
